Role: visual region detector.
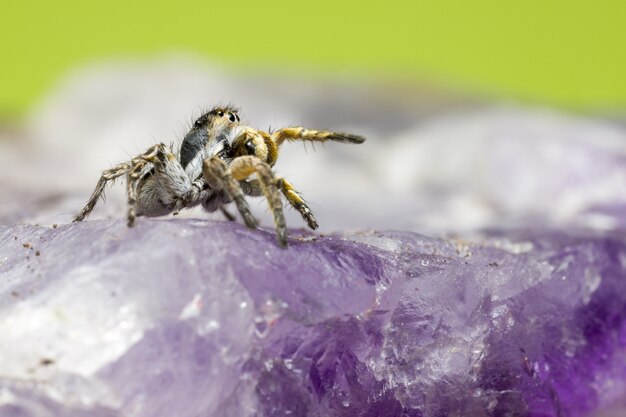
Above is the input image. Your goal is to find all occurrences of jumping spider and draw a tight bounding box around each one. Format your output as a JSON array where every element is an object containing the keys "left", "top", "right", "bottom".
[{"left": 74, "top": 106, "right": 365, "bottom": 247}]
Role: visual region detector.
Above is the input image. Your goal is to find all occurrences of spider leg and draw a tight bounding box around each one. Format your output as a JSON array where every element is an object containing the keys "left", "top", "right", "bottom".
[
  {"left": 73, "top": 161, "right": 132, "bottom": 222},
  {"left": 270, "top": 127, "right": 365, "bottom": 147},
  {"left": 219, "top": 206, "right": 237, "bottom": 221},
  {"left": 74, "top": 143, "right": 169, "bottom": 225},
  {"left": 276, "top": 178, "right": 318, "bottom": 230},
  {"left": 122, "top": 144, "right": 172, "bottom": 226},
  {"left": 227, "top": 155, "right": 287, "bottom": 247},
  {"left": 168, "top": 177, "right": 208, "bottom": 212},
  {"left": 126, "top": 161, "right": 155, "bottom": 227},
  {"left": 126, "top": 172, "right": 137, "bottom": 226},
  {"left": 203, "top": 156, "right": 258, "bottom": 230},
  {"left": 244, "top": 178, "right": 318, "bottom": 230}
]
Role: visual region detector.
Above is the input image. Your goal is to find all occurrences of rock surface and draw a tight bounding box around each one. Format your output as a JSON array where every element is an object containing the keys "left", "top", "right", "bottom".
[{"left": 1, "top": 219, "right": 625, "bottom": 416}]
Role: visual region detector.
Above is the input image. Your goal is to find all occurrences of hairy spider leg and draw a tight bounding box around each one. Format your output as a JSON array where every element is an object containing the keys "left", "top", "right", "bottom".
[
  {"left": 203, "top": 156, "right": 258, "bottom": 230},
  {"left": 204, "top": 156, "right": 288, "bottom": 247},
  {"left": 270, "top": 127, "right": 365, "bottom": 147},
  {"left": 219, "top": 206, "right": 237, "bottom": 221},
  {"left": 243, "top": 178, "right": 318, "bottom": 231},
  {"left": 74, "top": 144, "right": 165, "bottom": 223},
  {"left": 227, "top": 155, "right": 287, "bottom": 247},
  {"left": 126, "top": 162, "right": 155, "bottom": 227},
  {"left": 276, "top": 178, "right": 318, "bottom": 230},
  {"left": 73, "top": 162, "right": 132, "bottom": 222}
]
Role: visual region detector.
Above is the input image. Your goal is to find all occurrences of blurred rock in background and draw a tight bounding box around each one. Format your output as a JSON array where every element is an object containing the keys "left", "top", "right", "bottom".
[
  {"left": 1, "top": 57, "right": 625, "bottom": 235},
  {"left": 1, "top": 58, "right": 626, "bottom": 417}
]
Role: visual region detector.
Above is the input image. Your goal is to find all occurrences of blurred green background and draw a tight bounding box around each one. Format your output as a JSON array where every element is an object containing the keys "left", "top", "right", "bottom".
[{"left": 1, "top": 0, "right": 625, "bottom": 115}]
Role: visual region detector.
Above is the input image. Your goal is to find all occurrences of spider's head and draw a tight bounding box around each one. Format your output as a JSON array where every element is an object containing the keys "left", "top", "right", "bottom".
[
  {"left": 180, "top": 106, "right": 241, "bottom": 168},
  {"left": 204, "top": 106, "right": 240, "bottom": 125}
]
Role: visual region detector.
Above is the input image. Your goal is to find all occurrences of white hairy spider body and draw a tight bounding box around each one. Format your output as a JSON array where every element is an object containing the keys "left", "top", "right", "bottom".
[
  {"left": 74, "top": 106, "right": 365, "bottom": 247},
  {"left": 135, "top": 125, "right": 241, "bottom": 217}
]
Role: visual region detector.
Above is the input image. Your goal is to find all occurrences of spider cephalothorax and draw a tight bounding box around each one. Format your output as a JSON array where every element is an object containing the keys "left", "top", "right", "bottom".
[{"left": 74, "top": 106, "right": 365, "bottom": 247}]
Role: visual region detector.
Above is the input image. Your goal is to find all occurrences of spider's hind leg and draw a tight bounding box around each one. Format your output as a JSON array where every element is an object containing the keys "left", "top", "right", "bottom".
[
  {"left": 73, "top": 162, "right": 132, "bottom": 222},
  {"left": 125, "top": 161, "right": 156, "bottom": 227},
  {"left": 74, "top": 143, "right": 167, "bottom": 226}
]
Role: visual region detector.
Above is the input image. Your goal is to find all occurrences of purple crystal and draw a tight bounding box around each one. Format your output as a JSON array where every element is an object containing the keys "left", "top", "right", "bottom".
[
  {"left": 2, "top": 59, "right": 626, "bottom": 416},
  {"left": 1, "top": 220, "right": 625, "bottom": 416}
]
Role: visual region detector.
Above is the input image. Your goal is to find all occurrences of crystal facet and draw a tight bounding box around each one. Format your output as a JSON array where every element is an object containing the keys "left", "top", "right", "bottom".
[{"left": 1, "top": 220, "right": 625, "bottom": 416}]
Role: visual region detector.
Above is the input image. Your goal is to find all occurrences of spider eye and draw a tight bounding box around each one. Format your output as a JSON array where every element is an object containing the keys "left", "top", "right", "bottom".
[
  {"left": 228, "top": 112, "right": 236, "bottom": 122},
  {"left": 245, "top": 140, "right": 256, "bottom": 155},
  {"left": 194, "top": 119, "right": 203, "bottom": 128},
  {"left": 217, "top": 110, "right": 224, "bottom": 117},
  {"left": 235, "top": 114, "right": 240, "bottom": 122}
]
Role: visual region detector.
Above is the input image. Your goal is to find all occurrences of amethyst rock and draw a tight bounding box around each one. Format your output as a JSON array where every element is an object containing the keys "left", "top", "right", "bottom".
[{"left": 1, "top": 219, "right": 625, "bottom": 416}]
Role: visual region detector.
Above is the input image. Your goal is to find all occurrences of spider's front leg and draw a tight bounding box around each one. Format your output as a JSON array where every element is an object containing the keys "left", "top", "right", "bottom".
[
  {"left": 203, "top": 155, "right": 288, "bottom": 247},
  {"left": 276, "top": 178, "right": 318, "bottom": 230},
  {"left": 271, "top": 127, "right": 365, "bottom": 147},
  {"left": 202, "top": 157, "right": 259, "bottom": 230},
  {"left": 244, "top": 178, "right": 318, "bottom": 230}
]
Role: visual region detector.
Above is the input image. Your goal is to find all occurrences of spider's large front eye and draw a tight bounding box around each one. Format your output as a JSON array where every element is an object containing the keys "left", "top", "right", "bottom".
[
  {"left": 245, "top": 140, "right": 256, "bottom": 155},
  {"left": 227, "top": 112, "right": 236, "bottom": 122}
]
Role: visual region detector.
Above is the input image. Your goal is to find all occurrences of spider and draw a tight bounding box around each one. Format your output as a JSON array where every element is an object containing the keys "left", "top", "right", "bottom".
[{"left": 73, "top": 106, "right": 365, "bottom": 247}]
